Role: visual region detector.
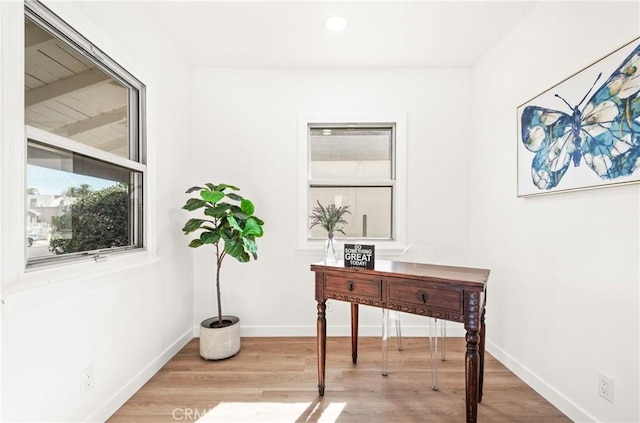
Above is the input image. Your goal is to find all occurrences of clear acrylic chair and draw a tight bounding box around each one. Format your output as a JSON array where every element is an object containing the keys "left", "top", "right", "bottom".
[{"left": 381, "top": 242, "right": 446, "bottom": 391}]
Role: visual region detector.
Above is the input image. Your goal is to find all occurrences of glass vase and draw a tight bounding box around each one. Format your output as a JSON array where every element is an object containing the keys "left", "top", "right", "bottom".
[{"left": 324, "top": 235, "right": 339, "bottom": 264}]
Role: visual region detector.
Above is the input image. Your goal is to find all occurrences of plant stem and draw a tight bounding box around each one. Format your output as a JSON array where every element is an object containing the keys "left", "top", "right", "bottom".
[{"left": 216, "top": 243, "right": 223, "bottom": 325}]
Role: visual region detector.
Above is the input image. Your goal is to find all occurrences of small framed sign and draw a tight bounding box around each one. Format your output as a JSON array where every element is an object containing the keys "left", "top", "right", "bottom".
[{"left": 344, "top": 244, "right": 375, "bottom": 269}]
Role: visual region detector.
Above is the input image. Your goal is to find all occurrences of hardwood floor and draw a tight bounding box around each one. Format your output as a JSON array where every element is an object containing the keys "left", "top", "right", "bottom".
[{"left": 108, "top": 337, "right": 571, "bottom": 422}]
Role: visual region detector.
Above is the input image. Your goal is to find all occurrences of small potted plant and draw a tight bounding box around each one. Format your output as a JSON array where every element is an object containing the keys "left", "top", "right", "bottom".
[
  {"left": 309, "top": 200, "right": 351, "bottom": 263},
  {"left": 182, "top": 183, "right": 264, "bottom": 360}
]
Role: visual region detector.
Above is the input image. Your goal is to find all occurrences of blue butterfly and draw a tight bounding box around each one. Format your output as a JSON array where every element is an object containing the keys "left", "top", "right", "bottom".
[{"left": 520, "top": 42, "right": 640, "bottom": 190}]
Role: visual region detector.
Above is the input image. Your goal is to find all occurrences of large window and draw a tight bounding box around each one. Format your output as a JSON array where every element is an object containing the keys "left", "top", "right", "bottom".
[
  {"left": 307, "top": 124, "right": 395, "bottom": 240},
  {"left": 24, "top": 2, "right": 145, "bottom": 267}
]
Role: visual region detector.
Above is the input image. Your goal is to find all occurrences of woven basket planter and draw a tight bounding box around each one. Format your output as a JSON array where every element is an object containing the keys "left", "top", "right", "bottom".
[{"left": 200, "top": 316, "right": 241, "bottom": 360}]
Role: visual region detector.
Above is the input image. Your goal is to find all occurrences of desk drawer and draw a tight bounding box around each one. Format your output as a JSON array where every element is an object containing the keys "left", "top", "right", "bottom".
[
  {"left": 388, "top": 281, "right": 462, "bottom": 313},
  {"left": 325, "top": 275, "right": 382, "bottom": 301}
]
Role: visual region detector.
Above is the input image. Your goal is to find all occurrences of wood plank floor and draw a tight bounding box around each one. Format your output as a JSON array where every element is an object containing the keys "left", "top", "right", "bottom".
[{"left": 108, "top": 337, "right": 571, "bottom": 422}]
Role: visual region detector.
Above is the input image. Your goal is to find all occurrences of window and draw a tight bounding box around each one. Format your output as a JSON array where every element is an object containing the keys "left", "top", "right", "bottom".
[
  {"left": 306, "top": 122, "right": 401, "bottom": 242},
  {"left": 24, "top": 2, "right": 145, "bottom": 267}
]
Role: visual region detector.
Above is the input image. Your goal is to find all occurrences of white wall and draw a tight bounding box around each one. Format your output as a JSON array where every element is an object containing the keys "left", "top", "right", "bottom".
[
  {"left": 469, "top": 2, "right": 639, "bottom": 422},
  {"left": 1, "top": 2, "right": 194, "bottom": 421},
  {"left": 5, "top": 2, "right": 637, "bottom": 422},
  {"left": 190, "top": 68, "right": 472, "bottom": 337}
]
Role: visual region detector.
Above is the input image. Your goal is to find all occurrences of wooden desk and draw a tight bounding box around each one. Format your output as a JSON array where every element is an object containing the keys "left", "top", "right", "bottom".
[{"left": 311, "top": 260, "right": 490, "bottom": 423}]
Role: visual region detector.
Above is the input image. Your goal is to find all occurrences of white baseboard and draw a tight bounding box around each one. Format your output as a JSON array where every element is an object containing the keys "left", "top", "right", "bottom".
[
  {"left": 486, "top": 340, "right": 594, "bottom": 423},
  {"left": 88, "top": 328, "right": 193, "bottom": 422},
  {"left": 193, "top": 323, "right": 468, "bottom": 338}
]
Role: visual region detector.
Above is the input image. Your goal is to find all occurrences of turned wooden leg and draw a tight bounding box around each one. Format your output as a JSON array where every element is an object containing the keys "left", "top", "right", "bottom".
[
  {"left": 351, "top": 303, "right": 359, "bottom": 364},
  {"left": 464, "top": 291, "right": 481, "bottom": 423},
  {"left": 465, "top": 331, "right": 479, "bottom": 422},
  {"left": 317, "top": 301, "right": 326, "bottom": 396},
  {"left": 478, "top": 308, "right": 486, "bottom": 403}
]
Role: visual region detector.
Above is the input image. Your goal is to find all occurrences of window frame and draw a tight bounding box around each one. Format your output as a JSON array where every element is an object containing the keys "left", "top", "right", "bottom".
[
  {"left": 308, "top": 123, "right": 396, "bottom": 240},
  {"left": 23, "top": 0, "right": 147, "bottom": 269},
  {"left": 297, "top": 113, "right": 407, "bottom": 253},
  {"left": 25, "top": 126, "right": 145, "bottom": 267}
]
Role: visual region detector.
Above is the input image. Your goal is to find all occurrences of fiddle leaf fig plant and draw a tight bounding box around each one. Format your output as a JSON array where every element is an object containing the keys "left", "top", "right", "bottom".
[{"left": 182, "top": 183, "right": 264, "bottom": 327}]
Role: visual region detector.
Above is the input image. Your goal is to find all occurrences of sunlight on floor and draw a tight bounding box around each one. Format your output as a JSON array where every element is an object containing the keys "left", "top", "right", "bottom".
[{"left": 184, "top": 401, "right": 346, "bottom": 422}]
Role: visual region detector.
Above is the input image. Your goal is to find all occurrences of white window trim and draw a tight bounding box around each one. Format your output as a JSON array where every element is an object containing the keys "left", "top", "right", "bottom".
[
  {"left": 0, "top": 0, "right": 158, "bottom": 301},
  {"left": 297, "top": 113, "right": 407, "bottom": 254}
]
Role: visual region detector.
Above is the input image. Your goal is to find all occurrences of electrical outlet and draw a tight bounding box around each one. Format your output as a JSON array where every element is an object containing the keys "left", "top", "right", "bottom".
[
  {"left": 598, "top": 373, "right": 614, "bottom": 403},
  {"left": 326, "top": 301, "right": 333, "bottom": 312},
  {"left": 81, "top": 365, "right": 94, "bottom": 394}
]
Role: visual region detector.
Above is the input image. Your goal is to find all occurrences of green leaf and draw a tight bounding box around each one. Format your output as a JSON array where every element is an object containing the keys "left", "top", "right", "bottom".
[
  {"left": 201, "top": 190, "right": 225, "bottom": 203},
  {"left": 243, "top": 238, "right": 258, "bottom": 260},
  {"left": 200, "top": 232, "right": 221, "bottom": 244},
  {"left": 182, "top": 218, "right": 207, "bottom": 234},
  {"left": 227, "top": 193, "right": 243, "bottom": 202},
  {"left": 223, "top": 238, "right": 246, "bottom": 259},
  {"left": 231, "top": 211, "right": 249, "bottom": 221},
  {"left": 243, "top": 217, "right": 263, "bottom": 237},
  {"left": 185, "top": 186, "right": 204, "bottom": 194},
  {"left": 182, "top": 198, "right": 206, "bottom": 211},
  {"left": 204, "top": 203, "right": 232, "bottom": 218},
  {"left": 188, "top": 239, "right": 204, "bottom": 248},
  {"left": 216, "top": 183, "right": 239, "bottom": 191},
  {"left": 240, "top": 199, "right": 254, "bottom": 215},
  {"left": 219, "top": 228, "right": 233, "bottom": 241},
  {"left": 227, "top": 215, "right": 242, "bottom": 232}
]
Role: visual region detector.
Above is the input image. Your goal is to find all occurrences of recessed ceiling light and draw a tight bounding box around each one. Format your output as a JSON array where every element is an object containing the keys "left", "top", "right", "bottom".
[{"left": 326, "top": 16, "right": 347, "bottom": 32}]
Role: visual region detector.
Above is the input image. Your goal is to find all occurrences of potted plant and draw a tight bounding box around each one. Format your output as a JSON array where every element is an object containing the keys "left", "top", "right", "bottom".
[
  {"left": 309, "top": 200, "right": 350, "bottom": 263},
  {"left": 182, "top": 183, "right": 264, "bottom": 360}
]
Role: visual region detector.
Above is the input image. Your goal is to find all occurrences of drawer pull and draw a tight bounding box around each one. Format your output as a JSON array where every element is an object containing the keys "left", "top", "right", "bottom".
[
  {"left": 347, "top": 281, "right": 354, "bottom": 291},
  {"left": 416, "top": 290, "right": 429, "bottom": 304}
]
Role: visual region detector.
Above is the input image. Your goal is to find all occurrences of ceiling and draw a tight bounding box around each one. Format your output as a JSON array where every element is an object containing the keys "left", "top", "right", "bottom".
[
  {"left": 23, "top": 1, "right": 537, "bottom": 160},
  {"left": 146, "top": 1, "right": 537, "bottom": 68}
]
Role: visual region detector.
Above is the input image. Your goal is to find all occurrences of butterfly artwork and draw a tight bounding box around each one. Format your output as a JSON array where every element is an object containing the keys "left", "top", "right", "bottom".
[{"left": 518, "top": 39, "right": 640, "bottom": 196}]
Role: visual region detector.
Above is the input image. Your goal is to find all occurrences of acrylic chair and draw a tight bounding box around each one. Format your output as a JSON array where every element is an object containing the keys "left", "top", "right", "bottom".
[{"left": 381, "top": 242, "right": 446, "bottom": 391}]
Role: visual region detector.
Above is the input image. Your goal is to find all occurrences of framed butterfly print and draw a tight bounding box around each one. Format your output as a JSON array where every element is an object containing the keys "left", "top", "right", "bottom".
[{"left": 517, "top": 37, "right": 640, "bottom": 197}]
